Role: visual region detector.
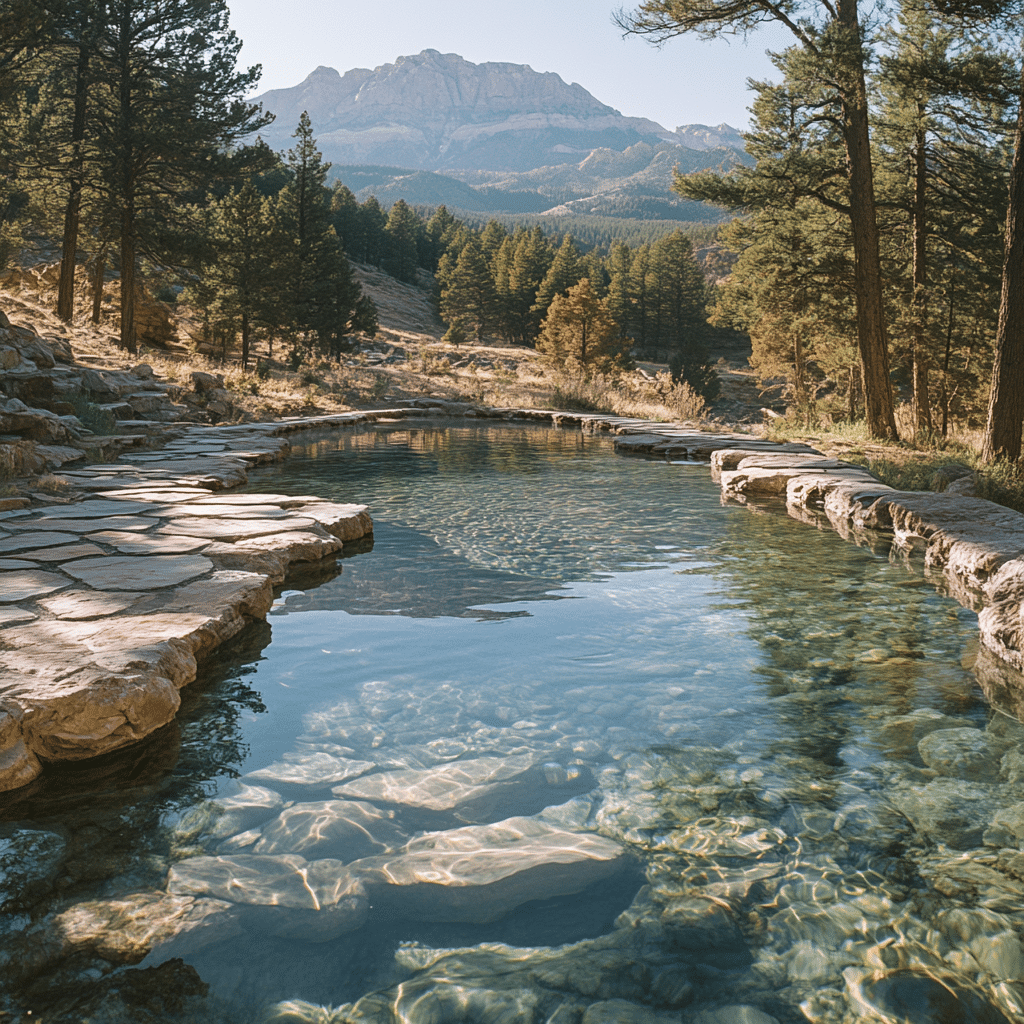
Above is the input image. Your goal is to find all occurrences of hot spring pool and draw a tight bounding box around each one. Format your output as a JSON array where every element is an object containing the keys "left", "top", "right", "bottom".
[{"left": 3, "top": 423, "right": 1022, "bottom": 1024}]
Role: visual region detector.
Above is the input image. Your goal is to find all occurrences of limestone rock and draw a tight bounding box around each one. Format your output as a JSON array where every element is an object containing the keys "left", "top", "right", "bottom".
[
  {"left": 37, "top": 589, "right": 145, "bottom": 620},
  {"left": 0, "top": 704, "right": 41, "bottom": 792},
  {"left": 87, "top": 530, "right": 210, "bottom": 555},
  {"left": 166, "top": 853, "right": 369, "bottom": 941},
  {"left": 917, "top": 728, "right": 1004, "bottom": 782},
  {"left": 62, "top": 553, "right": 213, "bottom": 590},
  {"left": 252, "top": 799, "right": 407, "bottom": 860},
  {"left": 351, "top": 815, "right": 625, "bottom": 923},
  {"left": 157, "top": 516, "right": 317, "bottom": 540},
  {"left": 246, "top": 751, "right": 374, "bottom": 789},
  {"left": 191, "top": 784, "right": 284, "bottom": 841},
  {"left": 889, "top": 779, "right": 999, "bottom": 849},
  {"left": 0, "top": 568, "right": 69, "bottom": 602},
  {"left": 332, "top": 753, "right": 534, "bottom": 810}
]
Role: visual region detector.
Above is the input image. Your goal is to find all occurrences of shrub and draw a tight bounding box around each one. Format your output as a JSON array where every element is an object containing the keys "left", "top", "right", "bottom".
[{"left": 69, "top": 395, "right": 117, "bottom": 435}]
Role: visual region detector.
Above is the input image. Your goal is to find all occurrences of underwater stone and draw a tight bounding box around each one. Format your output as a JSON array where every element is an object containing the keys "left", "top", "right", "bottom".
[
  {"left": 351, "top": 815, "right": 625, "bottom": 923},
  {"left": 691, "top": 1008, "right": 780, "bottom": 1024},
  {"left": 332, "top": 753, "right": 534, "bottom": 810},
  {"left": 889, "top": 779, "right": 1000, "bottom": 849},
  {"left": 582, "top": 999, "right": 681, "bottom": 1024},
  {"left": 253, "top": 799, "right": 407, "bottom": 860},
  {"left": 918, "top": 728, "right": 1004, "bottom": 782},
  {"left": 0, "top": 825, "right": 66, "bottom": 911},
  {"left": 245, "top": 752, "right": 375, "bottom": 789},
  {"left": 206, "top": 784, "right": 285, "bottom": 839}
]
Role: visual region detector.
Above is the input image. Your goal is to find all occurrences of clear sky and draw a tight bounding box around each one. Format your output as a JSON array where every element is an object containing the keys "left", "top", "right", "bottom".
[{"left": 225, "top": 0, "right": 792, "bottom": 130}]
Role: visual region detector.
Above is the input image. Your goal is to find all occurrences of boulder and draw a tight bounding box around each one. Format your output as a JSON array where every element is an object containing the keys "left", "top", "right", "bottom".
[
  {"left": 166, "top": 853, "right": 369, "bottom": 941},
  {"left": 351, "top": 815, "right": 625, "bottom": 923},
  {"left": 917, "top": 728, "right": 1004, "bottom": 782}
]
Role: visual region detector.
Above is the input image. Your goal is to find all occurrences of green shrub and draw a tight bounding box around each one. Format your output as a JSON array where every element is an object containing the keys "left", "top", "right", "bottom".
[{"left": 69, "top": 395, "right": 118, "bottom": 435}]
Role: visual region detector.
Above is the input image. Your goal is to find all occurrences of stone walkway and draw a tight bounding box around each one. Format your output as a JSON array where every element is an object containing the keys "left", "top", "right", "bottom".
[{"left": 4, "top": 402, "right": 1024, "bottom": 794}]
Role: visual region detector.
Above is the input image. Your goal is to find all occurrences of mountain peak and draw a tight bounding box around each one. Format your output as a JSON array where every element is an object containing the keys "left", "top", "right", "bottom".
[{"left": 255, "top": 52, "right": 679, "bottom": 172}]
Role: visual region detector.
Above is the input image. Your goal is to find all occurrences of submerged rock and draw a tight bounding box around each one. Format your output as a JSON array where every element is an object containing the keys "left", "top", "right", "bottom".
[
  {"left": 332, "top": 753, "right": 534, "bottom": 810},
  {"left": 166, "top": 854, "right": 368, "bottom": 942},
  {"left": 253, "top": 799, "right": 407, "bottom": 860},
  {"left": 889, "top": 779, "right": 999, "bottom": 849},
  {"left": 245, "top": 752, "right": 374, "bottom": 789},
  {"left": 352, "top": 815, "right": 626, "bottom": 923},
  {"left": 917, "top": 728, "right": 1004, "bottom": 782}
]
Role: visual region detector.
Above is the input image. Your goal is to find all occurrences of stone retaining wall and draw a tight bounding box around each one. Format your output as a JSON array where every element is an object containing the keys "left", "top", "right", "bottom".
[{"left": 3, "top": 400, "right": 1024, "bottom": 793}]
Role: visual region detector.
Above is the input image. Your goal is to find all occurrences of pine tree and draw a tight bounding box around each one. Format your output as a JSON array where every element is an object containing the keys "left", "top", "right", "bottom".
[
  {"left": 531, "top": 234, "right": 582, "bottom": 330},
  {"left": 383, "top": 198, "right": 421, "bottom": 283},
  {"left": 537, "top": 278, "right": 629, "bottom": 371},
  {"left": 508, "top": 226, "right": 552, "bottom": 343},
  {"left": 605, "top": 242, "right": 633, "bottom": 340},
  {"left": 620, "top": 0, "right": 900, "bottom": 438},
  {"left": 90, "top": 0, "right": 270, "bottom": 353},
  {"left": 276, "top": 112, "right": 337, "bottom": 347},
  {"left": 331, "top": 183, "right": 366, "bottom": 260},
  {"left": 440, "top": 238, "right": 497, "bottom": 342},
  {"left": 360, "top": 195, "right": 387, "bottom": 266},
  {"left": 185, "top": 182, "right": 286, "bottom": 368}
]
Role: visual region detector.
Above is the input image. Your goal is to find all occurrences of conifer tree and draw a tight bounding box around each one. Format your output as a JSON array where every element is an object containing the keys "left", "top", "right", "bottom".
[
  {"left": 185, "top": 182, "right": 284, "bottom": 367},
  {"left": 508, "top": 226, "right": 552, "bottom": 343},
  {"left": 331, "top": 183, "right": 365, "bottom": 260},
  {"left": 440, "top": 238, "right": 496, "bottom": 342},
  {"left": 620, "top": 0, "right": 900, "bottom": 438},
  {"left": 537, "top": 278, "right": 629, "bottom": 371},
  {"left": 383, "top": 198, "right": 420, "bottom": 283},
  {"left": 360, "top": 195, "right": 387, "bottom": 266},
  {"left": 90, "top": 0, "right": 270, "bottom": 353},
  {"left": 531, "top": 234, "right": 582, "bottom": 329}
]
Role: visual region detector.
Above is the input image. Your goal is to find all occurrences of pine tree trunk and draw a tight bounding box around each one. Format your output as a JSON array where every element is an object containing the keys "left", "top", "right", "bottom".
[
  {"left": 911, "top": 119, "right": 932, "bottom": 434},
  {"left": 57, "top": 41, "right": 91, "bottom": 323},
  {"left": 241, "top": 309, "right": 250, "bottom": 369},
  {"left": 90, "top": 250, "right": 105, "bottom": 324},
  {"left": 837, "top": 0, "right": 898, "bottom": 439},
  {"left": 120, "top": 205, "right": 137, "bottom": 355},
  {"left": 982, "top": 65, "right": 1024, "bottom": 464}
]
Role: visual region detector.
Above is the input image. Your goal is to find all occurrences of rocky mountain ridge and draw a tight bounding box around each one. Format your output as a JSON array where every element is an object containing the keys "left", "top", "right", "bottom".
[{"left": 255, "top": 50, "right": 739, "bottom": 174}]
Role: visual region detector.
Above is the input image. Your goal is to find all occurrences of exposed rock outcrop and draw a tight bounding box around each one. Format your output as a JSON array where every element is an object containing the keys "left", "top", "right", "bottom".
[{"left": 255, "top": 50, "right": 680, "bottom": 171}]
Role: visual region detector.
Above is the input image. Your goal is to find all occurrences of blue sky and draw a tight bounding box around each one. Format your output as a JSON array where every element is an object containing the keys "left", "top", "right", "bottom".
[{"left": 226, "top": 0, "right": 793, "bottom": 129}]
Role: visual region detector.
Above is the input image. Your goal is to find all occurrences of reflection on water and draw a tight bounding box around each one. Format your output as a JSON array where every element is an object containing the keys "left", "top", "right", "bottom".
[{"left": 3, "top": 423, "right": 1024, "bottom": 1024}]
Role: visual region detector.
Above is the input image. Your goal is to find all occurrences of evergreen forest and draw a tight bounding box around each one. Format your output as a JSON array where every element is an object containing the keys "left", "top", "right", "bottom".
[{"left": 4, "top": 0, "right": 1024, "bottom": 459}]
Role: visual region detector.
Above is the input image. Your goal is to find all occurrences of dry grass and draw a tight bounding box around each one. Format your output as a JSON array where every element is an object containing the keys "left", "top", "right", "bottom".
[{"left": 762, "top": 404, "right": 1024, "bottom": 514}]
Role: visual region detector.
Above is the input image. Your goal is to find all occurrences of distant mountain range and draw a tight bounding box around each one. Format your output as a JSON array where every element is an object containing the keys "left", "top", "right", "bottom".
[{"left": 254, "top": 50, "right": 749, "bottom": 221}]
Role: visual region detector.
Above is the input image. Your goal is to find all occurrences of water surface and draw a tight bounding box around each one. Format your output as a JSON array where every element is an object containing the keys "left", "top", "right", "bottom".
[{"left": 3, "top": 423, "right": 1023, "bottom": 1024}]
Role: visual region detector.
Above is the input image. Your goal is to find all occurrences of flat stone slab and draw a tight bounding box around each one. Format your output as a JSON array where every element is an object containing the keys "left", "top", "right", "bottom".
[
  {"left": 166, "top": 854, "right": 368, "bottom": 941},
  {"left": 332, "top": 754, "right": 534, "bottom": 811},
  {"left": 245, "top": 752, "right": 374, "bottom": 789},
  {"left": 144, "top": 504, "right": 292, "bottom": 519},
  {"left": 0, "top": 607, "right": 37, "bottom": 625},
  {"left": 62, "top": 554, "right": 213, "bottom": 590},
  {"left": 157, "top": 517, "right": 317, "bottom": 541},
  {"left": 17, "top": 543, "right": 105, "bottom": 562},
  {"left": 33, "top": 500, "right": 155, "bottom": 518},
  {"left": 0, "top": 570, "right": 69, "bottom": 602},
  {"left": 0, "top": 531, "right": 81, "bottom": 553},
  {"left": 87, "top": 531, "right": 210, "bottom": 555},
  {"left": 93, "top": 488, "right": 211, "bottom": 503},
  {"left": 351, "top": 815, "right": 625, "bottom": 923},
  {"left": 190, "top": 493, "right": 310, "bottom": 506},
  {"left": 0, "top": 559, "right": 39, "bottom": 570},
  {"left": 37, "top": 590, "right": 145, "bottom": 620},
  {"left": 7, "top": 517, "right": 154, "bottom": 533},
  {"left": 251, "top": 800, "right": 407, "bottom": 860}
]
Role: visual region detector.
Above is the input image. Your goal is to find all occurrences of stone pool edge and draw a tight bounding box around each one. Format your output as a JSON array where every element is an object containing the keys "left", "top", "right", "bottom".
[{"left": 2, "top": 399, "right": 1023, "bottom": 793}]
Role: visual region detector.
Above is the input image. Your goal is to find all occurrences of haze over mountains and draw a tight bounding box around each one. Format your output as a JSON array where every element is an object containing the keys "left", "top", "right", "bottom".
[{"left": 254, "top": 50, "right": 748, "bottom": 221}]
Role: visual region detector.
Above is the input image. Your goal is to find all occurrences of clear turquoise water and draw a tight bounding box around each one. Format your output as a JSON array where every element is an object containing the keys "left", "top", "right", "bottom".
[{"left": 4, "top": 423, "right": 1023, "bottom": 1024}]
